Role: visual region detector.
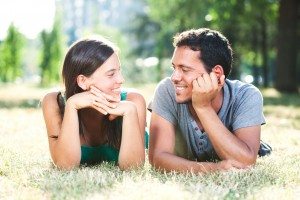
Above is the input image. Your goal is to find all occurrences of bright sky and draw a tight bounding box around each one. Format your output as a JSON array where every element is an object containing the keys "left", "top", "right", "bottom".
[{"left": 0, "top": 0, "right": 55, "bottom": 40}]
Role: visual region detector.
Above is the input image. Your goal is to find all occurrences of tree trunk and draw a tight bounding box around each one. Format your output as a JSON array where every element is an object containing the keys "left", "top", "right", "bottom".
[
  {"left": 260, "top": 16, "right": 268, "bottom": 87},
  {"left": 275, "top": 0, "right": 299, "bottom": 92}
]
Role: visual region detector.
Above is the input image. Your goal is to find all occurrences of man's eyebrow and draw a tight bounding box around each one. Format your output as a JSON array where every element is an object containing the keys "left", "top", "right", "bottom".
[
  {"left": 173, "top": 63, "right": 194, "bottom": 69},
  {"left": 181, "top": 65, "right": 193, "bottom": 69}
]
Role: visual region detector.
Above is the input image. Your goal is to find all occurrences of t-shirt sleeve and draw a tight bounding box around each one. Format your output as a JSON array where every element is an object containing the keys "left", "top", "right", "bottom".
[
  {"left": 148, "top": 78, "right": 178, "bottom": 125},
  {"left": 231, "top": 86, "right": 266, "bottom": 131}
]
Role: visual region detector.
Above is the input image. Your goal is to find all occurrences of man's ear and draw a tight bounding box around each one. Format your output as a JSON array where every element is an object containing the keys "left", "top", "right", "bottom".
[
  {"left": 213, "top": 65, "right": 224, "bottom": 77},
  {"left": 77, "top": 75, "right": 88, "bottom": 90},
  {"left": 212, "top": 65, "right": 224, "bottom": 84}
]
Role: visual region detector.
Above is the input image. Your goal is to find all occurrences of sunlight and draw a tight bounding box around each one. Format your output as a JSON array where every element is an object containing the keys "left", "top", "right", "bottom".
[{"left": 0, "top": 0, "right": 55, "bottom": 39}]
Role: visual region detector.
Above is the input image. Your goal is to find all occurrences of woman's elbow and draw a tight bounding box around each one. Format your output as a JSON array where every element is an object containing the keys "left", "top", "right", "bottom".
[
  {"left": 118, "top": 159, "right": 145, "bottom": 170},
  {"left": 52, "top": 157, "right": 80, "bottom": 170}
]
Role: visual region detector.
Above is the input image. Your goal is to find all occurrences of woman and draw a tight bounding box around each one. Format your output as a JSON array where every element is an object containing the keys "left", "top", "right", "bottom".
[{"left": 41, "top": 36, "right": 146, "bottom": 170}]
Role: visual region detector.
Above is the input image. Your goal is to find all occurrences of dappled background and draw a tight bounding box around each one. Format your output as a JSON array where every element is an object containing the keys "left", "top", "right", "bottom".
[
  {"left": 0, "top": 0, "right": 299, "bottom": 90},
  {"left": 0, "top": 0, "right": 300, "bottom": 199}
]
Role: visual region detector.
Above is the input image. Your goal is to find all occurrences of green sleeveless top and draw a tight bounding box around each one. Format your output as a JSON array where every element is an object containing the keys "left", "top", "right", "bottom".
[
  {"left": 80, "top": 91, "right": 127, "bottom": 165},
  {"left": 58, "top": 91, "right": 149, "bottom": 165}
]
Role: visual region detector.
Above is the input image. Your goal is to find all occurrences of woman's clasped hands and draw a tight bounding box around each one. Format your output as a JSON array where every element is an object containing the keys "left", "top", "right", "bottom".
[{"left": 67, "top": 85, "right": 137, "bottom": 121}]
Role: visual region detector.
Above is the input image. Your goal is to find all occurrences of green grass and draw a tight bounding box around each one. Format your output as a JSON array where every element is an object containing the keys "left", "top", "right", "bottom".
[{"left": 0, "top": 84, "right": 300, "bottom": 199}]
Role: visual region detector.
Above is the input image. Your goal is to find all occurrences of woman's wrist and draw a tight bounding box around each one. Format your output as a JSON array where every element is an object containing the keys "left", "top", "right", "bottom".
[
  {"left": 66, "top": 97, "right": 78, "bottom": 110},
  {"left": 123, "top": 102, "right": 137, "bottom": 116}
]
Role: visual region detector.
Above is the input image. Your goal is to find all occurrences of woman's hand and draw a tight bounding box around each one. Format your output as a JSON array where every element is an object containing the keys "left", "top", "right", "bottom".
[
  {"left": 90, "top": 86, "right": 137, "bottom": 119},
  {"left": 67, "top": 86, "right": 119, "bottom": 115}
]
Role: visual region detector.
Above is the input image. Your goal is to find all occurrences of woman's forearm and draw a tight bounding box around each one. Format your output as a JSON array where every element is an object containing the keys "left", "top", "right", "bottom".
[
  {"left": 50, "top": 100, "right": 81, "bottom": 169},
  {"left": 118, "top": 104, "right": 145, "bottom": 169}
]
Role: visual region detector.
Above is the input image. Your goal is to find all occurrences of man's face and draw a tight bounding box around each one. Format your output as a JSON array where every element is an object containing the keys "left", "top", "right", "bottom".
[{"left": 171, "top": 46, "right": 208, "bottom": 103}]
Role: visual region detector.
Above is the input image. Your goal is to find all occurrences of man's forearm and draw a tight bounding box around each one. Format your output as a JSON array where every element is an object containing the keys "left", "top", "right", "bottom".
[
  {"left": 195, "top": 106, "right": 257, "bottom": 165},
  {"left": 152, "top": 152, "right": 220, "bottom": 173}
]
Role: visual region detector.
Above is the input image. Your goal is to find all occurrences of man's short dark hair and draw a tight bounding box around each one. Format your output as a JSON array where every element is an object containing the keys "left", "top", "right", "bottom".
[{"left": 173, "top": 28, "right": 233, "bottom": 77}]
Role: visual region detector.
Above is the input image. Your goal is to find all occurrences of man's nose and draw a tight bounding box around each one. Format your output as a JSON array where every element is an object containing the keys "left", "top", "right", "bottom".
[{"left": 171, "top": 69, "right": 182, "bottom": 82}]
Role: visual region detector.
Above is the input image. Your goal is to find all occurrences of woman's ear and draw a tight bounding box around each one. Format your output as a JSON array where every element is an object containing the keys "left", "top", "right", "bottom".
[{"left": 77, "top": 75, "right": 88, "bottom": 90}]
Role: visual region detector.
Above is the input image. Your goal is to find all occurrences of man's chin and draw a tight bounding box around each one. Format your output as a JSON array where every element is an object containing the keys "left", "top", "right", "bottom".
[{"left": 175, "top": 96, "right": 191, "bottom": 104}]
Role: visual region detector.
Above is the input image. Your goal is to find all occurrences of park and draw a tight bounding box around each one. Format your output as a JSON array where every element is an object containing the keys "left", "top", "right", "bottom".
[{"left": 0, "top": 0, "right": 299, "bottom": 199}]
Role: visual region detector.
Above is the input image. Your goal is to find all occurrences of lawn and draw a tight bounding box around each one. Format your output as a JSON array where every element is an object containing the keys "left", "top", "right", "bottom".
[{"left": 0, "top": 83, "right": 299, "bottom": 200}]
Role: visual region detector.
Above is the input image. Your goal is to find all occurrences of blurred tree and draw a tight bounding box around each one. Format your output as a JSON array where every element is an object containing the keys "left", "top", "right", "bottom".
[
  {"left": 145, "top": 0, "right": 279, "bottom": 84},
  {"left": 147, "top": 0, "right": 212, "bottom": 81},
  {"left": 39, "top": 18, "right": 63, "bottom": 86},
  {"left": 0, "top": 24, "right": 24, "bottom": 82},
  {"left": 275, "top": 0, "right": 299, "bottom": 93}
]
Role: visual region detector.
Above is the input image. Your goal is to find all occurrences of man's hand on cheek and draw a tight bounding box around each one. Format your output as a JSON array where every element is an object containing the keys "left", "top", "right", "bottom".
[{"left": 191, "top": 72, "right": 224, "bottom": 108}]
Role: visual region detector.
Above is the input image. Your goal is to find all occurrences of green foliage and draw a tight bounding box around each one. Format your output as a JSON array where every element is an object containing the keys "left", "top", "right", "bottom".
[
  {"left": 144, "top": 0, "right": 279, "bottom": 83},
  {"left": 84, "top": 24, "right": 158, "bottom": 84},
  {"left": 0, "top": 24, "right": 25, "bottom": 82},
  {"left": 39, "top": 19, "right": 63, "bottom": 86}
]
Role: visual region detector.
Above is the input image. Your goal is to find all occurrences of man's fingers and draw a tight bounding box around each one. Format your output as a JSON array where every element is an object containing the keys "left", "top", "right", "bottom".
[
  {"left": 210, "top": 72, "right": 219, "bottom": 89},
  {"left": 217, "top": 75, "right": 226, "bottom": 91}
]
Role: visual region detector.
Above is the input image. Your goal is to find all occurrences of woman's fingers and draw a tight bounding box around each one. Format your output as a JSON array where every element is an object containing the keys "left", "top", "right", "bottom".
[
  {"left": 91, "top": 104, "right": 108, "bottom": 115},
  {"left": 90, "top": 86, "right": 120, "bottom": 102},
  {"left": 92, "top": 100, "right": 116, "bottom": 115},
  {"left": 90, "top": 91, "right": 117, "bottom": 109},
  {"left": 92, "top": 97, "right": 117, "bottom": 109}
]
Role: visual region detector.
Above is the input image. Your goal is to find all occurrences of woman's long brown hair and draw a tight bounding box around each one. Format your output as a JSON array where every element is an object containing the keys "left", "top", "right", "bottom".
[{"left": 57, "top": 37, "right": 122, "bottom": 149}]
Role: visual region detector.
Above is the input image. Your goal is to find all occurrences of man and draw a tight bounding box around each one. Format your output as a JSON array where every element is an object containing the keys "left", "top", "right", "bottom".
[{"left": 149, "top": 28, "right": 266, "bottom": 173}]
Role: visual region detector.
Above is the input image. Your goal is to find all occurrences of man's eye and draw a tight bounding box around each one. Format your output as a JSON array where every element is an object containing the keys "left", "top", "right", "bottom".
[{"left": 108, "top": 73, "right": 115, "bottom": 77}]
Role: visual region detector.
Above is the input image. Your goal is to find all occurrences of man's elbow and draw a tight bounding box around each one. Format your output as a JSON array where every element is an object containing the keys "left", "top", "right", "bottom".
[
  {"left": 240, "top": 152, "right": 257, "bottom": 167},
  {"left": 149, "top": 150, "right": 159, "bottom": 167},
  {"left": 149, "top": 151, "right": 154, "bottom": 166},
  {"left": 149, "top": 151, "right": 165, "bottom": 170}
]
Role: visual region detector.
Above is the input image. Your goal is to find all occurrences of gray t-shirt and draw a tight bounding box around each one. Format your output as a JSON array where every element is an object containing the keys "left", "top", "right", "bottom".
[{"left": 150, "top": 77, "right": 265, "bottom": 161}]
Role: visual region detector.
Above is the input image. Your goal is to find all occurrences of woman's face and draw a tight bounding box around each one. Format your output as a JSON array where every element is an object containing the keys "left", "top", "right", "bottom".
[{"left": 86, "top": 53, "right": 124, "bottom": 99}]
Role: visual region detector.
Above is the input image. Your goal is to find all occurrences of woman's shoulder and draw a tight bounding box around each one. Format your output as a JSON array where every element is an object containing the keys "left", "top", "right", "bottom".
[
  {"left": 123, "top": 89, "right": 145, "bottom": 103},
  {"left": 41, "top": 91, "right": 61, "bottom": 110}
]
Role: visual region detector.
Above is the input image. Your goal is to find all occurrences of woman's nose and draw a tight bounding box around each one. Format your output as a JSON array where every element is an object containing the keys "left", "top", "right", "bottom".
[{"left": 117, "top": 72, "right": 125, "bottom": 84}]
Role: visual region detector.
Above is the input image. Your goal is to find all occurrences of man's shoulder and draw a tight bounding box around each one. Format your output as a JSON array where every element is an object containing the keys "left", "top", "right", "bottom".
[
  {"left": 225, "top": 79, "right": 261, "bottom": 97},
  {"left": 157, "top": 77, "right": 173, "bottom": 88},
  {"left": 155, "top": 77, "right": 174, "bottom": 95}
]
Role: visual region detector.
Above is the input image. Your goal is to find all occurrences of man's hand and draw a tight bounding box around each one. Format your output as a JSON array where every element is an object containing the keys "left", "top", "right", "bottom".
[
  {"left": 191, "top": 72, "right": 225, "bottom": 109},
  {"left": 217, "top": 159, "right": 248, "bottom": 171}
]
